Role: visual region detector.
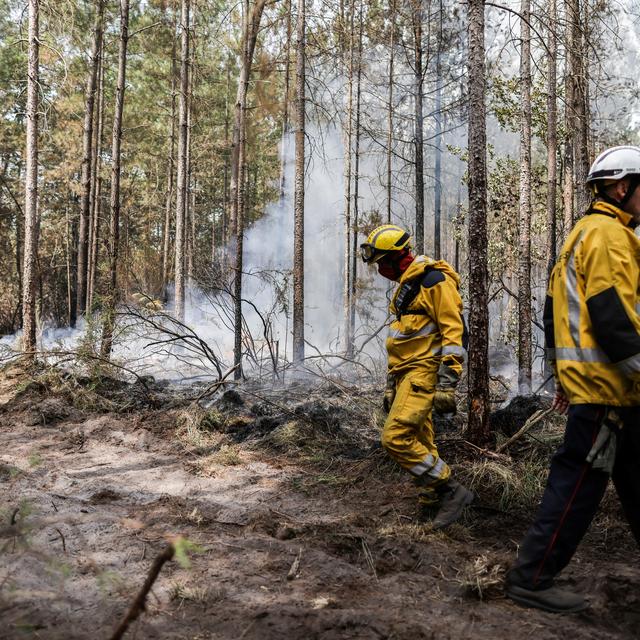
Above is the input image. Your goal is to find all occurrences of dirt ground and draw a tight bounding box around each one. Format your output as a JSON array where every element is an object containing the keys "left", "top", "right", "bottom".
[{"left": 1, "top": 366, "right": 639, "bottom": 640}]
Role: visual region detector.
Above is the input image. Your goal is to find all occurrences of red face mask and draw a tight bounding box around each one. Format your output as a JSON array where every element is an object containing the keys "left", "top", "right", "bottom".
[{"left": 377, "top": 251, "right": 414, "bottom": 281}]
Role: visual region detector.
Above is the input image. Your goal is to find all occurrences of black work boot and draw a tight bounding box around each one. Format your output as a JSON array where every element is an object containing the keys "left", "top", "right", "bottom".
[
  {"left": 431, "top": 480, "right": 474, "bottom": 530},
  {"left": 506, "top": 583, "right": 588, "bottom": 614}
]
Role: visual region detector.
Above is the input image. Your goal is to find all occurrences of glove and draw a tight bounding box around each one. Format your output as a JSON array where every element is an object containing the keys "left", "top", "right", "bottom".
[
  {"left": 433, "top": 361, "right": 459, "bottom": 415},
  {"left": 383, "top": 374, "right": 396, "bottom": 413},
  {"left": 433, "top": 389, "right": 457, "bottom": 414}
]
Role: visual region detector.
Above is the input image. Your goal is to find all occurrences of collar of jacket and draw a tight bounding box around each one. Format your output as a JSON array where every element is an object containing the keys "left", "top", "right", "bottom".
[
  {"left": 590, "top": 200, "right": 635, "bottom": 227},
  {"left": 398, "top": 255, "right": 461, "bottom": 287}
]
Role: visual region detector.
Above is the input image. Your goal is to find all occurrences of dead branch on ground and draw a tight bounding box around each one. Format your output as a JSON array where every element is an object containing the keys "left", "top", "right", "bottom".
[{"left": 110, "top": 543, "right": 175, "bottom": 640}]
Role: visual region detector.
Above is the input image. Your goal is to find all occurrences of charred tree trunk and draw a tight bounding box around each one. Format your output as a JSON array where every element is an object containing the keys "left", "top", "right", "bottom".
[
  {"left": 546, "top": 0, "right": 558, "bottom": 275},
  {"left": 174, "top": 0, "right": 190, "bottom": 320},
  {"left": 22, "top": 0, "right": 40, "bottom": 355},
  {"left": 76, "top": 0, "right": 105, "bottom": 321},
  {"left": 466, "top": 0, "right": 490, "bottom": 446},
  {"left": 292, "top": 0, "right": 306, "bottom": 365},
  {"left": 517, "top": 0, "right": 532, "bottom": 393},
  {"left": 100, "top": 0, "right": 130, "bottom": 358}
]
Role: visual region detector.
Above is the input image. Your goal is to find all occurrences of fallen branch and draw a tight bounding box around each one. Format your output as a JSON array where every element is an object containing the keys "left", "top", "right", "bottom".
[
  {"left": 110, "top": 543, "right": 175, "bottom": 640},
  {"left": 496, "top": 408, "right": 553, "bottom": 453}
]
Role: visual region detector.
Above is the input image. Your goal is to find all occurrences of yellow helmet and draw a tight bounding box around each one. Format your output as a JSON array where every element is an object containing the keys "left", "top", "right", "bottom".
[{"left": 360, "top": 224, "right": 411, "bottom": 263}]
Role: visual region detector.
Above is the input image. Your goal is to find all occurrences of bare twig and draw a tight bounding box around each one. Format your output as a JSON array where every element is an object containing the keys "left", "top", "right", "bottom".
[
  {"left": 287, "top": 548, "right": 302, "bottom": 580},
  {"left": 110, "top": 543, "right": 175, "bottom": 640},
  {"left": 53, "top": 527, "right": 66, "bottom": 553}
]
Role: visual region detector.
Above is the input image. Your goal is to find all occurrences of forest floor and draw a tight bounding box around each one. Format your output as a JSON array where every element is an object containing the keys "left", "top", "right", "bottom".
[{"left": 1, "top": 362, "right": 639, "bottom": 640}]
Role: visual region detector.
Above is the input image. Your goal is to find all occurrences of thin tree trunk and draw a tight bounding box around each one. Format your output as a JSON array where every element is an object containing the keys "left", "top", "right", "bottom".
[
  {"left": 413, "top": 0, "right": 424, "bottom": 254},
  {"left": 87, "top": 43, "right": 104, "bottom": 312},
  {"left": 466, "top": 0, "right": 490, "bottom": 446},
  {"left": 229, "top": 0, "right": 267, "bottom": 239},
  {"left": 546, "top": 0, "right": 558, "bottom": 275},
  {"left": 232, "top": 0, "right": 267, "bottom": 379},
  {"left": 348, "top": 0, "right": 363, "bottom": 353},
  {"left": 162, "top": 7, "right": 177, "bottom": 302},
  {"left": 342, "top": 0, "right": 355, "bottom": 354},
  {"left": 562, "top": 0, "right": 575, "bottom": 235},
  {"left": 517, "top": 0, "right": 532, "bottom": 393},
  {"left": 174, "top": 0, "right": 190, "bottom": 320},
  {"left": 386, "top": 0, "right": 395, "bottom": 223},
  {"left": 569, "top": 0, "right": 589, "bottom": 213},
  {"left": 279, "top": 0, "right": 292, "bottom": 202},
  {"left": 100, "top": 0, "right": 130, "bottom": 358},
  {"left": 292, "top": 0, "right": 305, "bottom": 364},
  {"left": 433, "top": 0, "right": 443, "bottom": 259},
  {"left": 22, "top": 0, "right": 39, "bottom": 355},
  {"left": 76, "top": 0, "right": 105, "bottom": 321},
  {"left": 186, "top": 67, "right": 194, "bottom": 290}
]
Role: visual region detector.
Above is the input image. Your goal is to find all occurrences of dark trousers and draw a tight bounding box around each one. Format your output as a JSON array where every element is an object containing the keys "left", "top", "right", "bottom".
[{"left": 508, "top": 404, "right": 640, "bottom": 590}]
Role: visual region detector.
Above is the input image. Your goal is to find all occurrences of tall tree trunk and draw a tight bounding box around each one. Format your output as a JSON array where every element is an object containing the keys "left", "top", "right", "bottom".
[
  {"left": 174, "top": 0, "right": 190, "bottom": 320},
  {"left": 186, "top": 65, "right": 194, "bottom": 290},
  {"left": 232, "top": 0, "right": 268, "bottom": 379},
  {"left": 348, "top": 0, "right": 363, "bottom": 353},
  {"left": 569, "top": 0, "right": 589, "bottom": 213},
  {"left": 517, "top": 0, "right": 532, "bottom": 393},
  {"left": 22, "top": 0, "right": 39, "bottom": 355},
  {"left": 466, "top": 0, "right": 490, "bottom": 445},
  {"left": 87, "top": 44, "right": 104, "bottom": 312},
  {"left": 162, "top": 8, "right": 177, "bottom": 302},
  {"left": 100, "top": 0, "right": 130, "bottom": 358},
  {"left": 546, "top": 0, "right": 558, "bottom": 275},
  {"left": 386, "top": 0, "right": 395, "bottom": 223},
  {"left": 433, "top": 0, "right": 443, "bottom": 259},
  {"left": 279, "top": 0, "right": 292, "bottom": 202},
  {"left": 413, "top": 0, "right": 424, "bottom": 254},
  {"left": 342, "top": 0, "right": 355, "bottom": 354},
  {"left": 292, "top": 0, "right": 305, "bottom": 365},
  {"left": 76, "top": 0, "right": 105, "bottom": 321}
]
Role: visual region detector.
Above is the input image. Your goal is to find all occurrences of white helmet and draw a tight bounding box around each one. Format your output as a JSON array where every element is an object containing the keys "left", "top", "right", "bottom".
[{"left": 586, "top": 145, "right": 640, "bottom": 183}]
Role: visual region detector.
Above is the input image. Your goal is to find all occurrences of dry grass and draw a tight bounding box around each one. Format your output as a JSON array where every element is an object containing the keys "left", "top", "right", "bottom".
[{"left": 455, "top": 554, "right": 506, "bottom": 600}]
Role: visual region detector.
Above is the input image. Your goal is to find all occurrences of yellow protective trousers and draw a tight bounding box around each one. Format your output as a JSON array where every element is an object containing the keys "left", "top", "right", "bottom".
[{"left": 381, "top": 368, "right": 451, "bottom": 505}]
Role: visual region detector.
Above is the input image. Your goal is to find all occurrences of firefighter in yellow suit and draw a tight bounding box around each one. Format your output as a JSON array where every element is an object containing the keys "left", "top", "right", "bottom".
[
  {"left": 361, "top": 224, "right": 473, "bottom": 529},
  {"left": 506, "top": 146, "right": 640, "bottom": 613}
]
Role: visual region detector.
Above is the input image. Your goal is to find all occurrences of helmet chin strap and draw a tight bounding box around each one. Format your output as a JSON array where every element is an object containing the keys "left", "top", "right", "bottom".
[{"left": 595, "top": 176, "right": 640, "bottom": 209}]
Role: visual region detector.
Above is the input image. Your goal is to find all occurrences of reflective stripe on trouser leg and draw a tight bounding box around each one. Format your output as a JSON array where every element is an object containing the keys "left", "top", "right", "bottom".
[{"left": 381, "top": 369, "right": 450, "bottom": 485}]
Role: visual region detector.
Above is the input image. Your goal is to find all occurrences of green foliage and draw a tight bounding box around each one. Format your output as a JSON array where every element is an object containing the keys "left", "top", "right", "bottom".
[{"left": 172, "top": 536, "right": 203, "bottom": 569}]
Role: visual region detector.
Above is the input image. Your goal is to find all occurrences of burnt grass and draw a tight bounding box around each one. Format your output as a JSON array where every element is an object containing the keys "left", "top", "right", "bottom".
[{"left": 1, "top": 365, "right": 639, "bottom": 640}]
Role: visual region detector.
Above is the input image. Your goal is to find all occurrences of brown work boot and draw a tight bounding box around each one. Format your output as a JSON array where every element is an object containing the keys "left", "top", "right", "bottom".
[
  {"left": 506, "top": 583, "right": 588, "bottom": 614},
  {"left": 431, "top": 480, "right": 474, "bottom": 529}
]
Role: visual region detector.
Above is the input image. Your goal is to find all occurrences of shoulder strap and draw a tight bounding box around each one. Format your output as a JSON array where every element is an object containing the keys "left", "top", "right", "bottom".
[{"left": 396, "top": 266, "right": 443, "bottom": 319}]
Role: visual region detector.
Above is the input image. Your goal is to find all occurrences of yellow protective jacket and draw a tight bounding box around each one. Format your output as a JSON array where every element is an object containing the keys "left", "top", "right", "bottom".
[
  {"left": 386, "top": 256, "right": 467, "bottom": 378},
  {"left": 545, "top": 200, "right": 640, "bottom": 406}
]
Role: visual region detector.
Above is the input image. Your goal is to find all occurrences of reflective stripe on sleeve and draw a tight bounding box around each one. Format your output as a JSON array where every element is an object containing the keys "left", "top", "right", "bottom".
[
  {"left": 567, "top": 236, "right": 584, "bottom": 346},
  {"left": 617, "top": 352, "right": 640, "bottom": 376},
  {"left": 388, "top": 322, "right": 437, "bottom": 341},
  {"left": 441, "top": 345, "right": 465, "bottom": 357},
  {"left": 555, "top": 346, "right": 610, "bottom": 363}
]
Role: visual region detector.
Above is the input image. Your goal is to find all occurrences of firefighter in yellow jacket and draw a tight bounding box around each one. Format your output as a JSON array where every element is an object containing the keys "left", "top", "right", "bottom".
[
  {"left": 361, "top": 224, "right": 473, "bottom": 529},
  {"left": 506, "top": 146, "right": 640, "bottom": 613}
]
